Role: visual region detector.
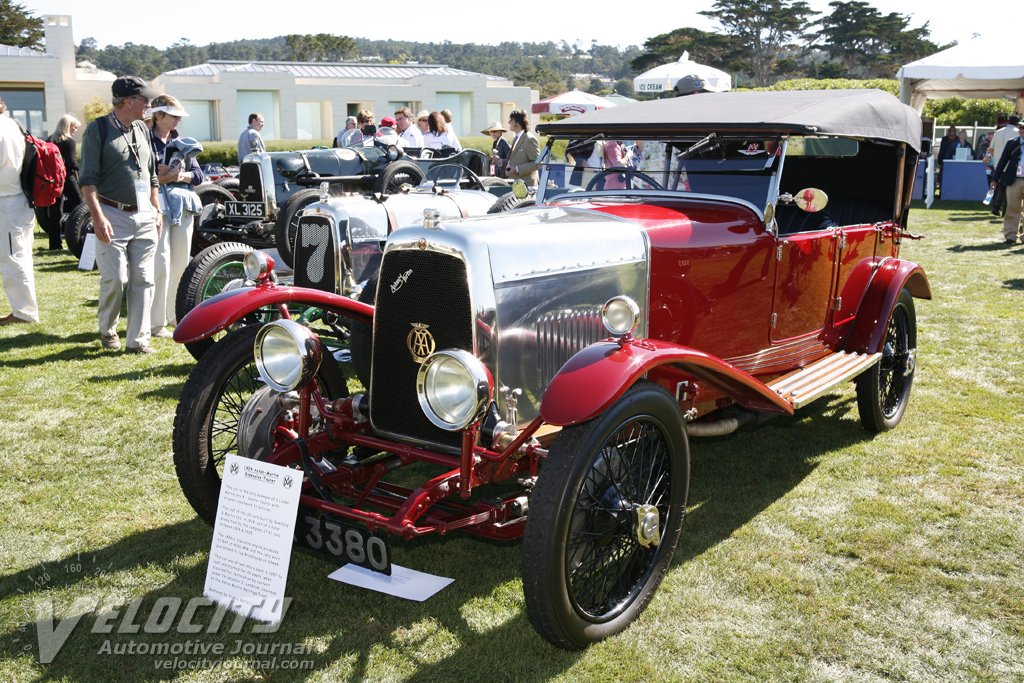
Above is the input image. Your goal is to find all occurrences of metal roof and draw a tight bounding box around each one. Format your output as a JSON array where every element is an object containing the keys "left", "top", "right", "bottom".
[{"left": 162, "top": 60, "right": 507, "bottom": 81}]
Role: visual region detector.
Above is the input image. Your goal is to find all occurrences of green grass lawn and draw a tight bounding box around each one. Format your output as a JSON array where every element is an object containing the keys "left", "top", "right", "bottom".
[{"left": 1, "top": 201, "right": 1022, "bottom": 682}]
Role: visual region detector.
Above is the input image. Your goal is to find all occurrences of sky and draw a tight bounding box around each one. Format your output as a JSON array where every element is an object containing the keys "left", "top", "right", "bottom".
[{"left": 26, "top": 0, "right": 994, "bottom": 57}]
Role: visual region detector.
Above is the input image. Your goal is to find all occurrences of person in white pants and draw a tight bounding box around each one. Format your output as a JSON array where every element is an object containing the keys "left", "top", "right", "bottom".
[
  {"left": 147, "top": 95, "right": 203, "bottom": 337},
  {"left": 0, "top": 96, "right": 39, "bottom": 326}
]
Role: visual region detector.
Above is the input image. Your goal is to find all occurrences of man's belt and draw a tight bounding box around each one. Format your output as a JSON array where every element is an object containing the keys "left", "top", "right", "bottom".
[{"left": 98, "top": 196, "right": 138, "bottom": 212}]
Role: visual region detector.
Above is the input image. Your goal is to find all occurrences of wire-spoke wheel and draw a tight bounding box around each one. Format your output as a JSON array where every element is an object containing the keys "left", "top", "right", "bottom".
[
  {"left": 856, "top": 288, "right": 917, "bottom": 432},
  {"left": 172, "top": 323, "right": 347, "bottom": 525},
  {"left": 522, "top": 380, "right": 688, "bottom": 649}
]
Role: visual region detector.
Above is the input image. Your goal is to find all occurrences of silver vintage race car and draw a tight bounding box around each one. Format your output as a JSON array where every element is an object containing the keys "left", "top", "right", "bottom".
[{"left": 174, "top": 164, "right": 526, "bottom": 360}]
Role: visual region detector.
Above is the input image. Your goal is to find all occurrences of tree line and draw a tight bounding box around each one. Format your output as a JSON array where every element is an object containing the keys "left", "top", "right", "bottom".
[{"left": 3, "top": 0, "right": 947, "bottom": 94}]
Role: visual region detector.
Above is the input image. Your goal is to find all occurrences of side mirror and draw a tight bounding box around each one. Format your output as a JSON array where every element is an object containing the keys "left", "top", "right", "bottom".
[
  {"left": 793, "top": 188, "right": 828, "bottom": 212},
  {"left": 777, "top": 188, "right": 828, "bottom": 212}
]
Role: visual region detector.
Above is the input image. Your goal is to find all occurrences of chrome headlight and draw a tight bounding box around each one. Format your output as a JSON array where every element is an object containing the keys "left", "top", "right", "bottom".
[
  {"left": 602, "top": 296, "right": 641, "bottom": 337},
  {"left": 254, "top": 320, "right": 322, "bottom": 392},
  {"left": 243, "top": 250, "right": 274, "bottom": 281},
  {"left": 416, "top": 350, "right": 492, "bottom": 431}
]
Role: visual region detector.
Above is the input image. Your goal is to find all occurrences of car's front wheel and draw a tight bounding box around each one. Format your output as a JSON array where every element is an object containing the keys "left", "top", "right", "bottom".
[
  {"left": 172, "top": 323, "right": 348, "bottom": 525},
  {"left": 273, "top": 188, "right": 322, "bottom": 269},
  {"left": 521, "top": 380, "right": 689, "bottom": 649},
  {"left": 856, "top": 288, "right": 917, "bottom": 432},
  {"left": 174, "top": 242, "right": 271, "bottom": 361}
]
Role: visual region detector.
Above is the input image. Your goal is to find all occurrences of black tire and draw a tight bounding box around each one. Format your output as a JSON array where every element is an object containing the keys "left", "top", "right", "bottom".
[
  {"left": 272, "top": 188, "right": 322, "bottom": 269},
  {"left": 172, "top": 323, "right": 348, "bottom": 526},
  {"left": 522, "top": 380, "right": 689, "bottom": 650},
  {"left": 487, "top": 193, "right": 535, "bottom": 214},
  {"left": 63, "top": 203, "right": 93, "bottom": 258},
  {"left": 856, "top": 288, "right": 917, "bottom": 432},
  {"left": 349, "top": 269, "right": 377, "bottom": 390},
  {"left": 214, "top": 177, "right": 241, "bottom": 199},
  {"left": 175, "top": 241, "right": 263, "bottom": 361},
  {"left": 196, "top": 183, "right": 235, "bottom": 207},
  {"left": 193, "top": 184, "right": 239, "bottom": 254},
  {"left": 373, "top": 161, "right": 425, "bottom": 195}
]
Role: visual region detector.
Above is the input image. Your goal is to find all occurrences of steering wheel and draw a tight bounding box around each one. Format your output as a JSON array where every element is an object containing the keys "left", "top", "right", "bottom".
[
  {"left": 426, "top": 163, "right": 485, "bottom": 191},
  {"left": 585, "top": 167, "right": 663, "bottom": 192}
]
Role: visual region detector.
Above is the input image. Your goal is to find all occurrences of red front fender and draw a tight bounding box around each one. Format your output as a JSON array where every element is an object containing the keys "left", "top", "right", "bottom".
[
  {"left": 173, "top": 285, "right": 374, "bottom": 344},
  {"left": 845, "top": 258, "right": 931, "bottom": 354},
  {"left": 540, "top": 339, "right": 794, "bottom": 427}
]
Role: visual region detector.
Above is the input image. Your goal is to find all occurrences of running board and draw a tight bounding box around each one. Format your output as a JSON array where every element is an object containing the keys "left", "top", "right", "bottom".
[{"left": 768, "top": 351, "right": 881, "bottom": 409}]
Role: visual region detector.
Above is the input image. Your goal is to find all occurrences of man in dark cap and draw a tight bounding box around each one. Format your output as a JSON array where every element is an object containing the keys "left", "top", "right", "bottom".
[{"left": 79, "top": 75, "right": 162, "bottom": 353}]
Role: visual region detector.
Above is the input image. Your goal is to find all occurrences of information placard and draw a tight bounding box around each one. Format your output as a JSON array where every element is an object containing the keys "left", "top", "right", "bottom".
[
  {"left": 204, "top": 454, "right": 302, "bottom": 623},
  {"left": 77, "top": 233, "right": 96, "bottom": 270}
]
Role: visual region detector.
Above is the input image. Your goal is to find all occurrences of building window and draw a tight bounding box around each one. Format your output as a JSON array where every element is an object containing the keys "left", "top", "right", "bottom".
[
  {"left": 296, "top": 102, "right": 322, "bottom": 140},
  {"left": 0, "top": 88, "right": 46, "bottom": 137},
  {"left": 181, "top": 100, "right": 216, "bottom": 142},
  {"left": 238, "top": 91, "right": 279, "bottom": 140}
]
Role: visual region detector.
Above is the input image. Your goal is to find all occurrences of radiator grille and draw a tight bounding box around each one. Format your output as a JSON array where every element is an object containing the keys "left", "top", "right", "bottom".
[
  {"left": 370, "top": 249, "right": 472, "bottom": 450},
  {"left": 536, "top": 310, "right": 605, "bottom": 388},
  {"left": 238, "top": 162, "right": 264, "bottom": 202},
  {"left": 292, "top": 215, "right": 338, "bottom": 293}
]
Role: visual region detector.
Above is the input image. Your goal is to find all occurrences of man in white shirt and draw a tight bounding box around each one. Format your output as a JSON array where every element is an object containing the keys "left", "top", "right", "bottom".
[
  {"left": 0, "top": 95, "right": 39, "bottom": 325},
  {"left": 986, "top": 115, "right": 1020, "bottom": 217},
  {"left": 335, "top": 117, "right": 358, "bottom": 147},
  {"left": 394, "top": 107, "right": 424, "bottom": 148}
]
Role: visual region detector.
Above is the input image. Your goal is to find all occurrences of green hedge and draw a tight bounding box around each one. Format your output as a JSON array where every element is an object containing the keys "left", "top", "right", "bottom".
[
  {"left": 743, "top": 78, "right": 901, "bottom": 96},
  {"left": 922, "top": 98, "right": 1017, "bottom": 127}
]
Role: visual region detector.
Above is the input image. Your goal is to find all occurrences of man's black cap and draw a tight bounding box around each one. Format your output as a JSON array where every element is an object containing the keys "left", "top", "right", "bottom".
[{"left": 112, "top": 75, "right": 158, "bottom": 100}]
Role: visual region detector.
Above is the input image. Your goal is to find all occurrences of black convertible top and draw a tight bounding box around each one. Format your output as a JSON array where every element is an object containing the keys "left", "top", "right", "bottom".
[{"left": 537, "top": 89, "right": 922, "bottom": 152}]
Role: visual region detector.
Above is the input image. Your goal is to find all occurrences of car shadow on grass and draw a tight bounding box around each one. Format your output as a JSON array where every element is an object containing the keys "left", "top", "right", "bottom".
[{"left": 674, "top": 392, "right": 867, "bottom": 566}]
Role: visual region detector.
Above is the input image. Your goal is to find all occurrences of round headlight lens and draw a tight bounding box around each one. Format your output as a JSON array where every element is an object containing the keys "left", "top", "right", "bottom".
[
  {"left": 416, "top": 350, "right": 492, "bottom": 431},
  {"left": 602, "top": 296, "right": 641, "bottom": 337},
  {"left": 243, "top": 250, "right": 273, "bottom": 281},
  {"left": 254, "top": 320, "right": 322, "bottom": 392}
]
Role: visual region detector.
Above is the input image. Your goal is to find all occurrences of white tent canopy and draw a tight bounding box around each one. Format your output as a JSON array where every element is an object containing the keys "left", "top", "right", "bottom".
[
  {"left": 897, "top": 40, "right": 1024, "bottom": 112},
  {"left": 633, "top": 51, "right": 731, "bottom": 95}
]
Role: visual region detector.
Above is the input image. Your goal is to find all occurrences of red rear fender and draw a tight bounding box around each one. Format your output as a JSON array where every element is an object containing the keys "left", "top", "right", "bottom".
[
  {"left": 173, "top": 285, "right": 374, "bottom": 344},
  {"left": 540, "top": 339, "right": 794, "bottom": 427},
  {"left": 845, "top": 259, "right": 931, "bottom": 354}
]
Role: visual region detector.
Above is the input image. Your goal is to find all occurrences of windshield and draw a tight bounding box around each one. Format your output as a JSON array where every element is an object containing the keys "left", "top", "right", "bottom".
[{"left": 539, "top": 136, "right": 783, "bottom": 208}]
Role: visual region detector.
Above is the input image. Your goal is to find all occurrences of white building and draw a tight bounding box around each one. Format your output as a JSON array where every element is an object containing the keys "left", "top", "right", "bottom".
[
  {"left": 0, "top": 15, "right": 113, "bottom": 137},
  {"left": 0, "top": 14, "right": 535, "bottom": 142},
  {"left": 154, "top": 60, "right": 533, "bottom": 142}
]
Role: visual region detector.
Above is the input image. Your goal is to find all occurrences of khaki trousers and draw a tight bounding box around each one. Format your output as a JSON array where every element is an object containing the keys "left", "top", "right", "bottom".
[
  {"left": 95, "top": 205, "right": 158, "bottom": 349},
  {"left": 1004, "top": 179, "right": 1024, "bottom": 242}
]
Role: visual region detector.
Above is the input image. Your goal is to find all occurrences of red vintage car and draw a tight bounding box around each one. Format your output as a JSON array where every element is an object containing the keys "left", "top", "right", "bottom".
[{"left": 173, "top": 89, "right": 929, "bottom": 649}]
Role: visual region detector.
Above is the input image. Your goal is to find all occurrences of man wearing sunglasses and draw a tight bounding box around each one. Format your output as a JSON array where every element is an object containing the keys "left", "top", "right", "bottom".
[{"left": 80, "top": 75, "right": 162, "bottom": 354}]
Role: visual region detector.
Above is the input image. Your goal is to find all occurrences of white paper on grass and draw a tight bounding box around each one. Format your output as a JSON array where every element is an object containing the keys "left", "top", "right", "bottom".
[
  {"left": 77, "top": 233, "right": 96, "bottom": 270},
  {"left": 329, "top": 564, "right": 454, "bottom": 602},
  {"left": 204, "top": 454, "right": 302, "bottom": 623}
]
